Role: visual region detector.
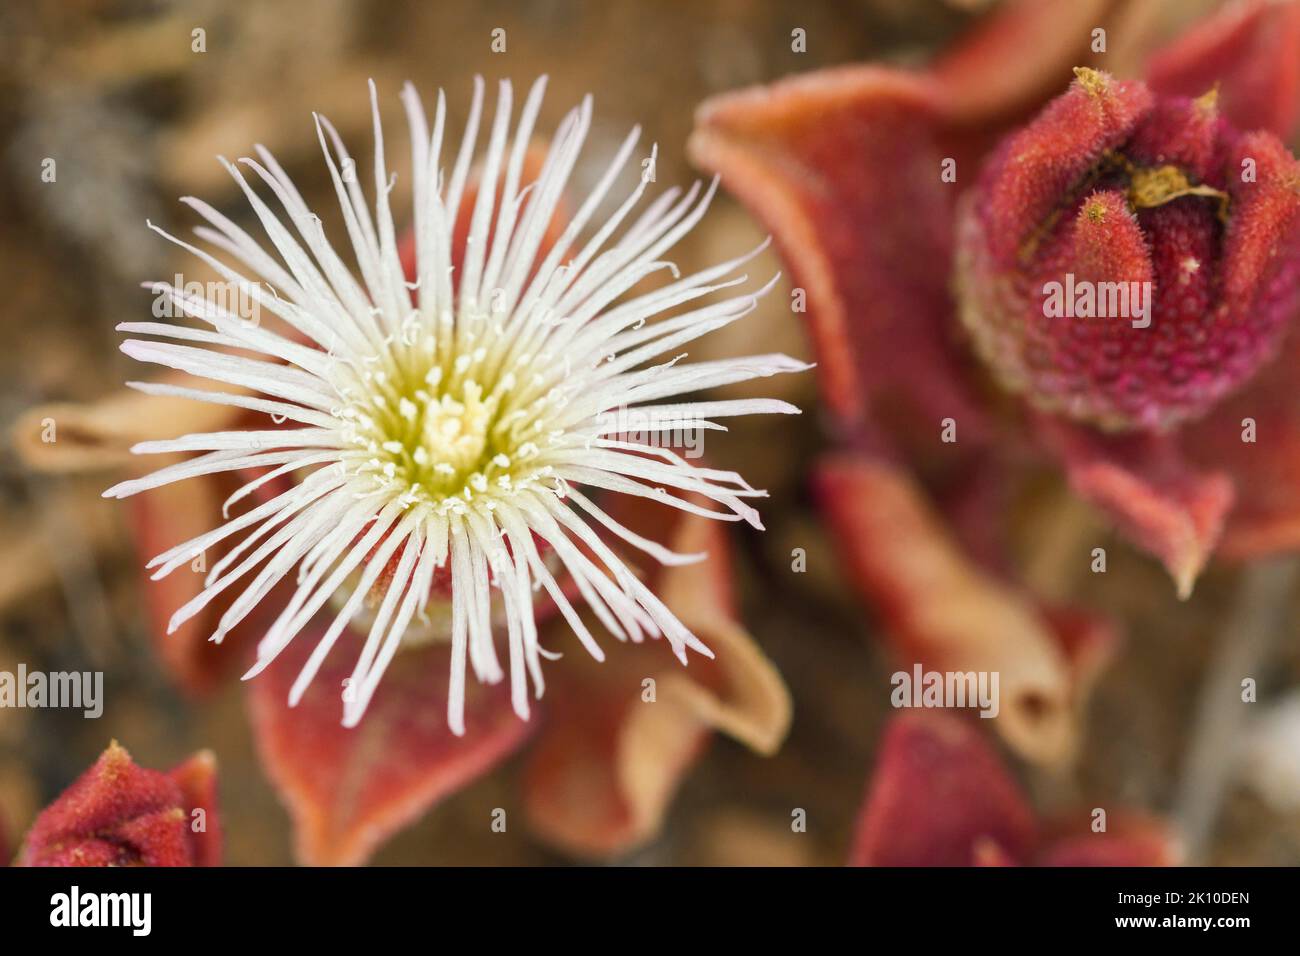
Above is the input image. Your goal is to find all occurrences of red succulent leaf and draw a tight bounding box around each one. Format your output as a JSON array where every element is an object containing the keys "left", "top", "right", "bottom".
[
  {"left": 523, "top": 493, "right": 790, "bottom": 858},
  {"left": 1036, "top": 414, "right": 1234, "bottom": 597},
  {"left": 246, "top": 621, "right": 530, "bottom": 866},
  {"left": 850, "top": 713, "right": 1179, "bottom": 867},
  {"left": 689, "top": 67, "right": 989, "bottom": 447},
  {"left": 1147, "top": 0, "right": 1300, "bottom": 141},
  {"left": 17, "top": 742, "right": 218, "bottom": 867},
  {"left": 850, "top": 712, "right": 1038, "bottom": 866},
  {"left": 932, "top": 0, "right": 1123, "bottom": 125},
  {"left": 816, "top": 452, "right": 1103, "bottom": 765}
]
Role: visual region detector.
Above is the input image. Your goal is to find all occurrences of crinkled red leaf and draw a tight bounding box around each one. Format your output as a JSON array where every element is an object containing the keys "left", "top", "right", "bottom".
[
  {"left": 689, "top": 67, "right": 988, "bottom": 446},
  {"left": 1147, "top": 0, "right": 1300, "bottom": 141},
  {"left": 1036, "top": 415, "right": 1234, "bottom": 597},
  {"left": 850, "top": 712, "right": 1038, "bottom": 866},
  {"left": 816, "top": 452, "right": 1091, "bottom": 765},
  {"left": 247, "top": 621, "right": 530, "bottom": 866},
  {"left": 17, "top": 742, "right": 216, "bottom": 867}
]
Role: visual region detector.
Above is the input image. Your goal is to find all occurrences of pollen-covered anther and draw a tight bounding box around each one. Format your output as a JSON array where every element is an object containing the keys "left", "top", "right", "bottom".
[
  {"left": 1127, "top": 164, "right": 1229, "bottom": 220},
  {"left": 1071, "top": 66, "right": 1111, "bottom": 98}
]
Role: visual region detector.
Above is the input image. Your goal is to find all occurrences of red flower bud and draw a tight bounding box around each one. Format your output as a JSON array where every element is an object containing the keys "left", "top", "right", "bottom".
[
  {"left": 957, "top": 68, "right": 1300, "bottom": 432},
  {"left": 17, "top": 742, "right": 220, "bottom": 867}
]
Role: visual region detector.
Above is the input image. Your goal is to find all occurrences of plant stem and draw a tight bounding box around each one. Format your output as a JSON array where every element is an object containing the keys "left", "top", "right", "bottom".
[{"left": 1173, "top": 557, "right": 1299, "bottom": 862}]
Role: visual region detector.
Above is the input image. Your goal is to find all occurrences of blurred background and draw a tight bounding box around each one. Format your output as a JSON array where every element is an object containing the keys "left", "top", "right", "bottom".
[{"left": 1, "top": 0, "right": 1297, "bottom": 866}]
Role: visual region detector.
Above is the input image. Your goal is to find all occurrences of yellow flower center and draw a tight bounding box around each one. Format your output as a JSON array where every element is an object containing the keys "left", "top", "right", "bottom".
[{"left": 336, "top": 332, "right": 558, "bottom": 511}]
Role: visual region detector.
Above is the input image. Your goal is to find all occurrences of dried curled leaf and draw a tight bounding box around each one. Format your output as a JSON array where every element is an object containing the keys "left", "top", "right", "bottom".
[
  {"left": 523, "top": 498, "right": 790, "bottom": 858},
  {"left": 13, "top": 377, "right": 247, "bottom": 474},
  {"left": 815, "top": 453, "right": 1103, "bottom": 765}
]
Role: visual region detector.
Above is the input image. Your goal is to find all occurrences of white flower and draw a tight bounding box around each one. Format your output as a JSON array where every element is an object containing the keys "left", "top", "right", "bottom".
[{"left": 105, "top": 78, "right": 806, "bottom": 732}]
